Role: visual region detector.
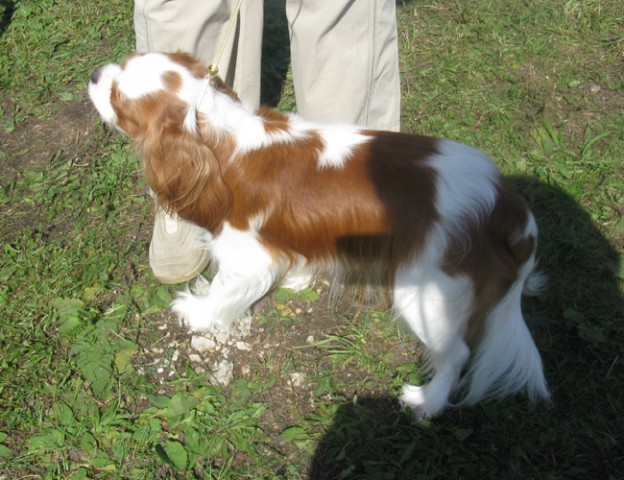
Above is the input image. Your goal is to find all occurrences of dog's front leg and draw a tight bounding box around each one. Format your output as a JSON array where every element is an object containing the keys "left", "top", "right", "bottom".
[
  {"left": 171, "top": 225, "right": 284, "bottom": 333},
  {"left": 171, "top": 263, "right": 279, "bottom": 333}
]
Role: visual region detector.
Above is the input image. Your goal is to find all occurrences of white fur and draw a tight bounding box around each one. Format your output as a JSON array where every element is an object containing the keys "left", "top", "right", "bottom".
[
  {"left": 118, "top": 53, "right": 201, "bottom": 103},
  {"left": 197, "top": 88, "right": 267, "bottom": 148},
  {"left": 394, "top": 228, "right": 549, "bottom": 417},
  {"left": 394, "top": 248, "right": 474, "bottom": 417},
  {"left": 430, "top": 140, "right": 500, "bottom": 236},
  {"left": 279, "top": 255, "right": 316, "bottom": 291},
  {"left": 88, "top": 64, "right": 121, "bottom": 125},
  {"left": 312, "top": 123, "right": 371, "bottom": 168}
]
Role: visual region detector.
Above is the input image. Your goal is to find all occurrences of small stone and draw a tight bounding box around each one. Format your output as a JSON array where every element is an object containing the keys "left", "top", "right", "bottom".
[
  {"left": 211, "top": 360, "right": 234, "bottom": 386},
  {"left": 236, "top": 341, "right": 251, "bottom": 351},
  {"left": 188, "top": 353, "right": 202, "bottom": 363},
  {"left": 306, "top": 335, "right": 315, "bottom": 344},
  {"left": 289, "top": 372, "right": 305, "bottom": 387},
  {"left": 191, "top": 336, "right": 216, "bottom": 352}
]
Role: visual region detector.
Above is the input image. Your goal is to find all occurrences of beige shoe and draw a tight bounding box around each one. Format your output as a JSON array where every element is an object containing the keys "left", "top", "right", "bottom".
[{"left": 149, "top": 208, "right": 211, "bottom": 284}]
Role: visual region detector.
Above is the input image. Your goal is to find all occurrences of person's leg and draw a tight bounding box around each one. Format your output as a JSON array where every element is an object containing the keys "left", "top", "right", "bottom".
[
  {"left": 133, "top": 0, "right": 263, "bottom": 283},
  {"left": 286, "top": 0, "right": 400, "bottom": 131}
]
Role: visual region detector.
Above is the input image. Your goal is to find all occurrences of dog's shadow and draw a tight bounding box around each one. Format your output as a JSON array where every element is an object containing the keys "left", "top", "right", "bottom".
[{"left": 306, "top": 176, "right": 623, "bottom": 479}]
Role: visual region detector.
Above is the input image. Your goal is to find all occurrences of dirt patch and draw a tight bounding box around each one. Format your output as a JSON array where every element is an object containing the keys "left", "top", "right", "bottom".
[
  {"left": 0, "top": 99, "right": 101, "bottom": 182},
  {"left": 0, "top": 99, "right": 106, "bottom": 239},
  {"left": 135, "top": 278, "right": 411, "bottom": 403}
]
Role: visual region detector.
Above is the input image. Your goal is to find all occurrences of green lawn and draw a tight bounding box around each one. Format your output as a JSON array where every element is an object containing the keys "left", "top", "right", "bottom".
[{"left": 1, "top": 0, "right": 622, "bottom": 478}]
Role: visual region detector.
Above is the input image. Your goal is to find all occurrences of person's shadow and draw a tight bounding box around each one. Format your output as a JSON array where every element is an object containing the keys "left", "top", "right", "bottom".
[{"left": 307, "top": 177, "right": 623, "bottom": 479}]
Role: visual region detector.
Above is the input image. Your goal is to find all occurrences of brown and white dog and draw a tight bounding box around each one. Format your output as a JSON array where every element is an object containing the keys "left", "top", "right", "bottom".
[{"left": 88, "top": 52, "right": 549, "bottom": 417}]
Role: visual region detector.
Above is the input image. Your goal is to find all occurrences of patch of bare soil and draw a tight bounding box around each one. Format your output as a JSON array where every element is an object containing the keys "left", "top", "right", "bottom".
[
  {"left": 130, "top": 273, "right": 415, "bottom": 476},
  {"left": 135, "top": 278, "right": 413, "bottom": 454},
  {"left": 0, "top": 99, "right": 105, "bottom": 238},
  {"left": 0, "top": 99, "right": 101, "bottom": 182}
]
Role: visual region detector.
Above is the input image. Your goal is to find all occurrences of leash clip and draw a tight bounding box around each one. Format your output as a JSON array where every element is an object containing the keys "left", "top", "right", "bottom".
[{"left": 207, "top": 64, "right": 219, "bottom": 77}]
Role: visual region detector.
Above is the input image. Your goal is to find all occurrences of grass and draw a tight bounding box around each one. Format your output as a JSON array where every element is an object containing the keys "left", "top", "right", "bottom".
[{"left": 1, "top": 0, "right": 623, "bottom": 478}]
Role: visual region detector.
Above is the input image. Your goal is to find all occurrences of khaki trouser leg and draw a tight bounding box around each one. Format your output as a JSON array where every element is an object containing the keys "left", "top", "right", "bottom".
[{"left": 285, "top": 0, "right": 400, "bottom": 131}]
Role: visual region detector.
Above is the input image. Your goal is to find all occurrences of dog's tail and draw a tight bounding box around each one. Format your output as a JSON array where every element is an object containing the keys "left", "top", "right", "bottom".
[{"left": 459, "top": 241, "right": 550, "bottom": 407}]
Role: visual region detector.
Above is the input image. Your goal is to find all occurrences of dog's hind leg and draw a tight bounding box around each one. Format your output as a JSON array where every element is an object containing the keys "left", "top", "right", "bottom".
[{"left": 394, "top": 264, "right": 473, "bottom": 418}]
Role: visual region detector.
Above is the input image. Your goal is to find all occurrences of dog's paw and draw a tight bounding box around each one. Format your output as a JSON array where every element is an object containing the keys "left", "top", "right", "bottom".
[
  {"left": 280, "top": 271, "right": 315, "bottom": 291},
  {"left": 399, "top": 384, "right": 426, "bottom": 409},
  {"left": 171, "top": 291, "right": 220, "bottom": 332},
  {"left": 399, "top": 384, "right": 446, "bottom": 420}
]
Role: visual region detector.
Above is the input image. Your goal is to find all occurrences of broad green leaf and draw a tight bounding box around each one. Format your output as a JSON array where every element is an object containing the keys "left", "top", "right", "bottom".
[
  {"left": 163, "top": 440, "right": 188, "bottom": 471},
  {"left": 53, "top": 401, "right": 76, "bottom": 428},
  {"left": 280, "top": 426, "right": 311, "bottom": 449},
  {"left": 114, "top": 344, "right": 138, "bottom": 373},
  {"left": 0, "top": 444, "right": 12, "bottom": 458},
  {"left": 52, "top": 297, "right": 85, "bottom": 320},
  {"left": 453, "top": 428, "right": 474, "bottom": 441}
]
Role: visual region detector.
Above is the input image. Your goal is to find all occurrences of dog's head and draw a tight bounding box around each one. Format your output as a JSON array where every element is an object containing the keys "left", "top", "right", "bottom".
[
  {"left": 88, "top": 52, "right": 233, "bottom": 231},
  {"left": 89, "top": 52, "right": 204, "bottom": 134}
]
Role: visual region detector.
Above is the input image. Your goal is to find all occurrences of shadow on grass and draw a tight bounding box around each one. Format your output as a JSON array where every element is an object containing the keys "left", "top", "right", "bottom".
[
  {"left": 309, "top": 177, "right": 623, "bottom": 479},
  {"left": 308, "top": 397, "right": 417, "bottom": 480},
  {"left": 0, "top": 0, "right": 15, "bottom": 37}
]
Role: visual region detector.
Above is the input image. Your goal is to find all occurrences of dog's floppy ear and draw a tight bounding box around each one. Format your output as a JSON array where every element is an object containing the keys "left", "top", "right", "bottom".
[{"left": 142, "top": 121, "right": 232, "bottom": 233}]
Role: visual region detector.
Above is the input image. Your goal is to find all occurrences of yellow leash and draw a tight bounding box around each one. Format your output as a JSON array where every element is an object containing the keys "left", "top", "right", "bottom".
[{"left": 208, "top": 0, "right": 244, "bottom": 76}]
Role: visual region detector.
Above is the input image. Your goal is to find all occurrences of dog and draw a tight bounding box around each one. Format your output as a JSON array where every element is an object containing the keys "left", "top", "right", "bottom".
[{"left": 88, "top": 52, "right": 549, "bottom": 417}]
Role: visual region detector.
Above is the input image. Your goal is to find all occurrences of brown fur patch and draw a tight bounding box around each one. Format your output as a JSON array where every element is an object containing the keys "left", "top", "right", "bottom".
[
  {"left": 217, "top": 131, "right": 441, "bottom": 282},
  {"left": 443, "top": 179, "right": 535, "bottom": 344},
  {"left": 363, "top": 132, "right": 440, "bottom": 268},
  {"left": 258, "top": 107, "right": 292, "bottom": 136},
  {"left": 168, "top": 51, "right": 209, "bottom": 79}
]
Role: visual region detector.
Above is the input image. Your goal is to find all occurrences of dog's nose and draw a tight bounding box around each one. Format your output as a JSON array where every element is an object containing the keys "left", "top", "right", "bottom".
[{"left": 90, "top": 67, "right": 103, "bottom": 84}]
